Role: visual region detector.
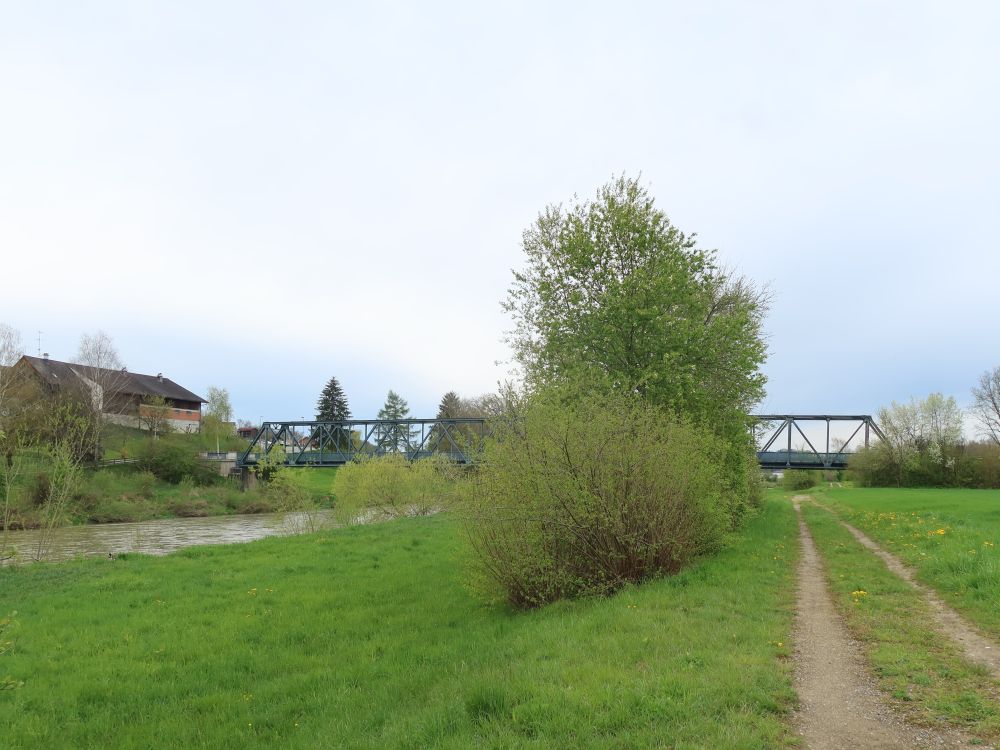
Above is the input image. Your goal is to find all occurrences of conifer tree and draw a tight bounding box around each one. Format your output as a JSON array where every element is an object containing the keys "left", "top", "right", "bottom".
[
  {"left": 377, "top": 389, "right": 414, "bottom": 452},
  {"left": 316, "top": 376, "right": 351, "bottom": 422},
  {"left": 436, "top": 391, "right": 462, "bottom": 419}
]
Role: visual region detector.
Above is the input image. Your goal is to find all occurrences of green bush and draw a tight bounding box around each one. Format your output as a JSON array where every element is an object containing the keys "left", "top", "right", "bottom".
[
  {"left": 333, "top": 453, "right": 465, "bottom": 524},
  {"left": 464, "top": 389, "right": 733, "bottom": 609},
  {"left": 781, "top": 470, "right": 816, "bottom": 490},
  {"left": 135, "top": 439, "right": 216, "bottom": 485}
]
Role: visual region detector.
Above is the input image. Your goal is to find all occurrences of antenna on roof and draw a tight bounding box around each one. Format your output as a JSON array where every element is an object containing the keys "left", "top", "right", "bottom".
[{"left": 36, "top": 331, "right": 42, "bottom": 356}]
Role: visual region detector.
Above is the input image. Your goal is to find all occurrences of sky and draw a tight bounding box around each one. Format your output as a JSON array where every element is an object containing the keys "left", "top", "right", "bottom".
[{"left": 1, "top": 1, "right": 998, "bottom": 433}]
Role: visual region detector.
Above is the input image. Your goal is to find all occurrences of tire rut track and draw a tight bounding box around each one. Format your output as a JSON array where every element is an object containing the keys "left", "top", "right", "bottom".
[{"left": 791, "top": 497, "right": 981, "bottom": 749}]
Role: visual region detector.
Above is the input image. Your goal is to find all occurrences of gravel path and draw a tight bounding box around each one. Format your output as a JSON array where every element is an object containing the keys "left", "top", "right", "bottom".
[{"left": 791, "top": 497, "right": 982, "bottom": 749}]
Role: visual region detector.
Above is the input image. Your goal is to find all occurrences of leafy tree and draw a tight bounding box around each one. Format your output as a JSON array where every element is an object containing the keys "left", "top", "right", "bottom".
[
  {"left": 205, "top": 386, "right": 233, "bottom": 423},
  {"left": 204, "top": 386, "right": 233, "bottom": 453},
  {"left": 377, "top": 389, "right": 414, "bottom": 452},
  {"left": 504, "top": 175, "right": 769, "bottom": 512},
  {"left": 860, "top": 393, "right": 965, "bottom": 486},
  {"left": 316, "top": 376, "right": 351, "bottom": 422}
]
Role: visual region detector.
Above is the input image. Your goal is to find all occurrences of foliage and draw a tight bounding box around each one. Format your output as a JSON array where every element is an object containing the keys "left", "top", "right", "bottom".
[
  {"left": 315, "top": 376, "right": 350, "bottom": 422},
  {"left": 205, "top": 386, "right": 234, "bottom": 424},
  {"left": 503, "top": 175, "right": 767, "bottom": 517},
  {"left": 851, "top": 393, "right": 968, "bottom": 487},
  {"left": 464, "top": 387, "right": 738, "bottom": 608},
  {"left": 0, "top": 500, "right": 800, "bottom": 748},
  {"left": 376, "top": 389, "right": 415, "bottom": 452},
  {"left": 333, "top": 453, "right": 463, "bottom": 523},
  {"left": 781, "top": 469, "right": 816, "bottom": 490},
  {"left": 436, "top": 390, "right": 462, "bottom": 419},
  {"left": 136, "top": 437, "right": 217, "bottom": 485},
  {"left": 505, "top": 175, "right": 767, "bottom": 424}
]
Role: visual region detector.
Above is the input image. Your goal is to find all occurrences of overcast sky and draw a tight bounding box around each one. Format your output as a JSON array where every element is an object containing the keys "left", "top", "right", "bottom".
[{"left": 2, "top": 1, "right": 998, "bottom": 429}]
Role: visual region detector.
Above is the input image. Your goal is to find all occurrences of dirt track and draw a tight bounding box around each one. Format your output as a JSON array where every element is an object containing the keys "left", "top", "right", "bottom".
[
  {"left": 836, "top": 514, "right": 1000, "bottom": 679},
  {"left": 791, "top": 497, "right": 981, "bottom": 749}
]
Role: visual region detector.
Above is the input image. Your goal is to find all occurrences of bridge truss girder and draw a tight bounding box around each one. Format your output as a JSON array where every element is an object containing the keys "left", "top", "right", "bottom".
[
  {"left": 753, "top": 414, "right": 886, "bottom": 470},
  {"left": 237, "top": 418, "right": 488, "bottom": 468}
]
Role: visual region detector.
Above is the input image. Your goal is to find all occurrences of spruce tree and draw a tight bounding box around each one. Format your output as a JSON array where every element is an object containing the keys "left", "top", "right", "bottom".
[
  {"left": 436, "top": 391, "right": 462, "bottom": 419},
  {"left": 377, "top": 389, "right": 414, "bottom": 452},
  {"left": 316, "top": 376, "right": 351, "bottom": 422}
]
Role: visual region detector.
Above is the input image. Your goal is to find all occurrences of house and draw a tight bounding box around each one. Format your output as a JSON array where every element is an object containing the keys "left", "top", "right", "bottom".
[{"left": 12, "top": 354, "right": 206, "bottom": 433}]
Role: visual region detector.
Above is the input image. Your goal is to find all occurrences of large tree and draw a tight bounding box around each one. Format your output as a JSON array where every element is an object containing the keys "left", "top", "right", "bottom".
[
  {"left": 505, "top": 177, "right": 768, "bottom": 420},
  {"left": 505, "top": 175, "right": 769, "bottom": 504},
  {"left": 0, "top": 323, "right": 24, "bottom": 428},
  {"left": 316, "top": 377, "right": 351, "bottom": 422},
  {"left": 377, "top": 389, "right": 413, "bottom": 452},
  {"left": 972, "top": 367, "right": 1000, "bottom": 447},
  {"left": 73, "top": 330, "right": 128, "bottom": 460}
]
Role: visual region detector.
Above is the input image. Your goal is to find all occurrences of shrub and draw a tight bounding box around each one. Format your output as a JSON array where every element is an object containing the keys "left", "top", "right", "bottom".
[
  {"left": 136, "top": 439, "right": 216, "bottom": 485},
  {"left": 464, "top": 389, "right": 733, "bottom": 609},
  {"left": 781, "top": 470, "right": 817, "bottom": 490},
  {"left": 333, "top": 453, "right": 465, "bottom": 524}
]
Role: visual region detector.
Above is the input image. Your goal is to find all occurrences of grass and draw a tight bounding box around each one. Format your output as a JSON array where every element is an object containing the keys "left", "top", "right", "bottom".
[
  {"left": 799, "top": 499, "right": 1000, "bottom": 738},
  {"left": 819, "top": 486, "right": 1000, "bottom": 640},
  {"left": 0, "top": 498, "right": 800, "bottom": 749}
]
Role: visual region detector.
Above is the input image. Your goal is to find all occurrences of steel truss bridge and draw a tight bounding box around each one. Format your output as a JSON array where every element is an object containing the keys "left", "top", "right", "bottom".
[
  {"left": 235, "top": 414, "right": 885, "bottom": 471},
  {"left": 753, "top": 415, "right": 885, "bottom": 470},
  {"left": 237, "top": 418, "right": 488, "bottom": 468}
]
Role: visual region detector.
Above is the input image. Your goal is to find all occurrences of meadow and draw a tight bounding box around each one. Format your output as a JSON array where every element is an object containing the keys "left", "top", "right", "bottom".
[
  {"left": 819, "top": 486, "right": 1000, "bottom": 639},
  {"left": 0, "top": 498, "right": 799, "bottom": 749}
]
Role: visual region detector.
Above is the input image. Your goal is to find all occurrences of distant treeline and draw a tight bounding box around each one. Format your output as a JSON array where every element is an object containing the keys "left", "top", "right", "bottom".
[{"left": 848, "top": 387, "right": 1000, "bottom": 488}]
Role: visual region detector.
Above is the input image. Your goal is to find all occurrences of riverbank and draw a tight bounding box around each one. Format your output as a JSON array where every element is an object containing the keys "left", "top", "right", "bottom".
[
  {"left": 1, "top": 463, "right": 336, "bottom": 530},
  {"left": 0, "top": 500, "right": 800, "bottom": 748}
]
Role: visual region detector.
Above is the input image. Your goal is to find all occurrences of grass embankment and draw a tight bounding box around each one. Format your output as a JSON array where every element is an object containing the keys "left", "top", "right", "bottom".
[
  {"left": 799, "top": 500, "right": 1000, "bottom": 738},
  {"left": 0, "top": 499, "right": 799, "bottom": 749},
  {"left": 821, "top": 486, "right": 1000, "bottom": 640}
]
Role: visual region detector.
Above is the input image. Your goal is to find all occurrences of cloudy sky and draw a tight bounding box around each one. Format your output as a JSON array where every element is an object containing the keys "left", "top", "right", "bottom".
[{"left": 1, "top": 1, "right": 998, "bottom": 429}]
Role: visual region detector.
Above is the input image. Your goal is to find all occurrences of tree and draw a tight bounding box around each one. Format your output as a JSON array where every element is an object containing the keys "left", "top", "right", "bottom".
[
  {"left": 436, "top": 391, "right": 462, "bottom": 420},
  {"left": 316, "top": 377, "right": 351, "bottom": 421},
  {"left": 0, "top": 324, "right": 23, "bottom": 429},
  {"left": 873, "top": 393, "right": 963, "bottom": 486},
  {"left": 377, "top": 389, "right": 414, "bottom": 452},
  {"left": 504, "top": 175, "right": 769, "bottom": 509},
  {"left": 505, "top": 176, "right": 768, "bottom": 424},
  {"left": 73, "top": 330, "right": 128, "bottom": 460},
  {"left": 205, "top": 386, "right": 233, "bottom": 423},
  {"left": 972, "top": 367, "right": 1000, "bottom": 447},
  {"left": 138, "top": 394, "right": 172, "bottom": 438}
]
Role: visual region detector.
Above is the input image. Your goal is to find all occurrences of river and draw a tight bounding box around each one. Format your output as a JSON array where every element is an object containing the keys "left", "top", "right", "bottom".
[{"left": 0, "top": 509, "right": 337, "bottom": 565}]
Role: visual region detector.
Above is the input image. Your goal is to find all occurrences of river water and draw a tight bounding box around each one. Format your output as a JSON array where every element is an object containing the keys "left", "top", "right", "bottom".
[{"left": 0, "top": 509, "right": 337, "bottom": 565}]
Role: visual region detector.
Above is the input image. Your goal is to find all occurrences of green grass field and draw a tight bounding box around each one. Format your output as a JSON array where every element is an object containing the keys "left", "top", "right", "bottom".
[
  {"left": 0, "top": 499, "right": 799, "bottom": 749},
  {"left": 819, "top": 486, "right": 1000, "bottom": 640}
]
